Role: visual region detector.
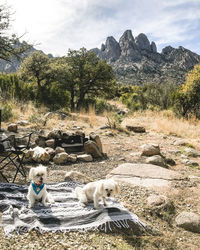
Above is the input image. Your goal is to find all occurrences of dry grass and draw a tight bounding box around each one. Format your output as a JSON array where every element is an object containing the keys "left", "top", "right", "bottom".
[
  {"left": 122, "top": 110, "right": 200, "bottom": 140},
  {"left": 3, "top": 99, "right": 200, "bottom": 145}
]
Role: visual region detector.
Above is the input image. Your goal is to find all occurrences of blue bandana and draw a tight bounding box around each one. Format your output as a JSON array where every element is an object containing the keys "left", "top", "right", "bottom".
[{"left": 31, "top": 181, "right": 45, "bottom": 195}]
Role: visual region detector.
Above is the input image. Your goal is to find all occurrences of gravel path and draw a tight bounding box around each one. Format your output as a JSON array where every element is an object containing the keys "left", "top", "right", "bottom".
[{"left": 0, "top": 131, "right": 200, "bottom": 249}]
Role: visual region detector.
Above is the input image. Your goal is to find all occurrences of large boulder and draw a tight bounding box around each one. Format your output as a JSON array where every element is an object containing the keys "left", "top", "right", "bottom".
[
  {"left": 84, "top": 140, "right": 102, "bottom": 158},
  {"left": 107, "top": 163, "right": 184, "bottom": 191},
  {"left": 32, "top": 146, "right": 50, "bottom": 163},
  {"left": 89, "top": 132, "right": 103, "bottom": 153},
  {"left": 175, "top": 212, "right": 200, "bottom": 233}
]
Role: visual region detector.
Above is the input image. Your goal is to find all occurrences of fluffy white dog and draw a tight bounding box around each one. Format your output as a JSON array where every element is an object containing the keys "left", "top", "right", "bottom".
[
  {"left": 74, "top": 179, "right": 119, "bottom": 209},
  {"left": 27, "top": 165, "right": 54, "bottom": 208}
]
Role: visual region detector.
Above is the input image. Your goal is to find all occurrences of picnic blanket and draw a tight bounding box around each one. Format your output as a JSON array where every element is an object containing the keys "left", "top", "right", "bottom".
[{"left": 0, "top": 181, "right": 146, "bottom": 236}]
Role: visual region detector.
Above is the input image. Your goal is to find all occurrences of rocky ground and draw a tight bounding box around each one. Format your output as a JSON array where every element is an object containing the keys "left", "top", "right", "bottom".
[{"left": 0, "top": 114, "right": 200, "bottom": 250}]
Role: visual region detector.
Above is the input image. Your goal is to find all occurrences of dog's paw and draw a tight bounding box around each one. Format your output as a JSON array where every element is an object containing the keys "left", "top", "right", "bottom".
[
  {"left": 42, "top": 202, "right": 48, "bottom": 207},
  {"left": 28, "top": 203, "right": 34, "bottom": 208},
  {"left": 94, "top": 204, "right": 104, "bottom": 210},
  {"left": 80, "top": 202, "right": 86, "bottom": 207}
]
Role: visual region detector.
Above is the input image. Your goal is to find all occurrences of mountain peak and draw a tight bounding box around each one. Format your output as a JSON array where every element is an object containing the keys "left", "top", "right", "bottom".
[{"left": 91, "top": 29, "right": 200, "bottom": 85}]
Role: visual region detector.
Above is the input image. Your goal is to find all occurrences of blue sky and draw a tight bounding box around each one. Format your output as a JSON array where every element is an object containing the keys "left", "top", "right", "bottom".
[{"left": 5, "top": 0, "right": 200, "bottom": 56}]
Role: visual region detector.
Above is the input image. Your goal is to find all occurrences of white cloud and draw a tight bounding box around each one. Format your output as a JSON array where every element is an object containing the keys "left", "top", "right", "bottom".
[{"left": 4, "top": 0, "right": 200, "bottom": 55}]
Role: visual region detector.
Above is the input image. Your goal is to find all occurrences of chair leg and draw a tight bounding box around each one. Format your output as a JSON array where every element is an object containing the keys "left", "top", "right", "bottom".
[
  {"left": 12, "top": 157, "right": 26, "bottom": 183},
  {"left": 0, "top": 152, "right": 27, "bottom": 183},
  {"left": 0, "top": 171, "right": 9, "bottom": 182},
  {"left": 9, "top": 155, "right": 26, "bottom": 177}
]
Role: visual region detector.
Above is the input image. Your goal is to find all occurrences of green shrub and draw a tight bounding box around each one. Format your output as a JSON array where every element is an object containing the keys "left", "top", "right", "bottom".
[
  {"left": 1, "top": 103, "right": 13, "bottom": 121},
  {"left": 95, "top": 98, "right": 112, "bottom": 114}
]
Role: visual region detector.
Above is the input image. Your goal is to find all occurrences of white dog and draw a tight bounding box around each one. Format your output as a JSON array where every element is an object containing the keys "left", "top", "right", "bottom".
[
  {"left": 27, "top": 165, "right": 54, "bottom": 208},
  {"left": 74, "top": 179, "right": 119, "bottom": 209}
]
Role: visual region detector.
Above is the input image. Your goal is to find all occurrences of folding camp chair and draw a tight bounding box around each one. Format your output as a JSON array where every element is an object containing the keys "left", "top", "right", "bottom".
[{"left": 0, "top": 132, "right": 33, "bottom": 183}]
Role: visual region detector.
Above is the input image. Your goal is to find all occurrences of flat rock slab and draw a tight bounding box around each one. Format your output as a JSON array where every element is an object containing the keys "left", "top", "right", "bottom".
[{"left": 107, "top": 163, "right": 184, "bottom": 191}]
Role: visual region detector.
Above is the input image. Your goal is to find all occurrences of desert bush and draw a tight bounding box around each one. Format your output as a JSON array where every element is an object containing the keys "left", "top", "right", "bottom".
[
  {"left": 172, "top": 65, "right": 200, "bottom": 118},
  {"left": 94, "top": 98, "right": 112, "bottom": 114},
  {"left": 1, "top": 103, "right": 13, "bottom": 121},
  {"left": 120, "top": 82, "right": 177, "bottom": 112},
  {"left": 48, "top": 82, "right": 71, "bottom": 111},
  {"left": 106, "top": 112, "right": 124, "bottom": 129}
]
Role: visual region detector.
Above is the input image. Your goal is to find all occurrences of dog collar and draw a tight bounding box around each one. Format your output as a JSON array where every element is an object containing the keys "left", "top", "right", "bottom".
[{"left": 31, "top": 181, "right": 45, "bottom": 195}]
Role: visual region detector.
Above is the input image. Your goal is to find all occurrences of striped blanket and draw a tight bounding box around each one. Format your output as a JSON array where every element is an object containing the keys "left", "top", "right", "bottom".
[{"left": 0, "top": 181, "right": 146, "bottom": 236}]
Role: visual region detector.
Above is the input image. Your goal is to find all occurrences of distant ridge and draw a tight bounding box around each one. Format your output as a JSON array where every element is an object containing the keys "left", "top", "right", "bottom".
[
  {"left": 0, "top": 41, "right": 52, "bottom": 73},
  {"left": 91, "top": 30, "right": 200, "bottom": 85}
]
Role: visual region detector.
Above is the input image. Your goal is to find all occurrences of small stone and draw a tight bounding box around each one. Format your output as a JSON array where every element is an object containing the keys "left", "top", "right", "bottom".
[
  {"left": 17, "top": 120, "right": 29, "bottom": 126},
  {"left": 184, "top": 148, "right": 200, "bottom": 157},
  {"left": 175, "top": 212, "right": 200, "bottom": 233},
  {"left": 174, "top": 139, "right": 188, "bottom": 146},
  {"left": 68, "top": 154, "right": 77, "bottom": 163},
  {"left": 104, "top": 131, "right": 114, "bottom": 136},
  {"left": 147, "top": 194, "right": 168, "bottom": 207},
  {"left": 45, "top": 147, "right": 55, "bottom": 160},
  {"left": 126, "top": 125, "right": 146, "bottom": 133},
  {"left": 55, "top": 147, "right": 65, "bottom": 154},
  {"left": 182, "top": 159, "right": 199, "bottom": 167},
  {"left": 53, "top": 152, "right": 68, "bottom": 164},
  {"left": 165, "top": 157, "right": 176, "bottom": 166},
  {"left": 77, "top": 154, "right": 93, "bottom": 162},
  {"left": 141, "top": 144, "right": 160, "bottom": 156},
  {"left": 146, "top": 155, "right": 167, "bottom": 168},
  {"left": 35, "top": 136, "right": 46, "bottom": 147},
  {"left": 7, "top": 123, "right": 18, "bottom": 133},
  {"left": 47, "top": 129, "right": 61, "bottom": 139},
  {"left": 45, "top": 139, "right": 55, "bottom": 148}
]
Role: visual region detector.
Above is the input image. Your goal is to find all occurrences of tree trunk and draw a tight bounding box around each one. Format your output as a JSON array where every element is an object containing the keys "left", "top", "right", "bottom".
[
  {"left": 70, "top": 86, "right": 75, "bottom": 112},
  {"left": 76, "top": 92, "right": 85, "bottom": 111}
]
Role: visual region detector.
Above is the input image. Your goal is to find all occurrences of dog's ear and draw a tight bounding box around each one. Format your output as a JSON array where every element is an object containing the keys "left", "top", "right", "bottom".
[
  {"left": 97, "top": 181, "right": 104, "bottom": 194},
  {"left": 114, "top": 181, "right": 120, "bottom": 194},
  {"left": 29, "top": 168, "right": 35, "bottom": 180}
]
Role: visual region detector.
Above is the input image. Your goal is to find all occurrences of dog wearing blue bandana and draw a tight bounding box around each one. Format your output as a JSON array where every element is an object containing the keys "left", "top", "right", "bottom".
[{"left": 27, "top": 165, "right": 54, "bottom": 208}]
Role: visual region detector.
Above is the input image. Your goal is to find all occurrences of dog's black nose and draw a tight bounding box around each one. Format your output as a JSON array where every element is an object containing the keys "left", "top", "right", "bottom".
[
  {"left": 107, "top": 193, "right": 110, "bottom": 197},
  {"left": 40, "top": 177, "right": 43, "bottom": 181}
]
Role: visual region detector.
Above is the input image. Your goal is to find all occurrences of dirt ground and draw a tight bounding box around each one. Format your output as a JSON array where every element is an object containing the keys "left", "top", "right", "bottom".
[{"left": 0, "top": 113, "right": 200, "bottom": 249}]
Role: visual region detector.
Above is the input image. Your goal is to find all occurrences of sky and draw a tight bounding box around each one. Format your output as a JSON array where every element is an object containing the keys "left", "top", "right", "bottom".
[{"left": 4, "top": 0, "right": 200, "bottom": 56}]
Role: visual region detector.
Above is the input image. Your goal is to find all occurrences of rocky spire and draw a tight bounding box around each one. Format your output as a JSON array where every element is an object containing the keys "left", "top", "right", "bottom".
[
  {"left": 119, "top": 30, "right": 141, "bottom": 60},
  {"left": 104, "top": 36, "right": 121, "bottom": 62},
  {"left": 151, "top": 41, "right": 157, "bottom": 53},
  {"left": 135, "top": 33, "right": 151, "bottom": 51}
]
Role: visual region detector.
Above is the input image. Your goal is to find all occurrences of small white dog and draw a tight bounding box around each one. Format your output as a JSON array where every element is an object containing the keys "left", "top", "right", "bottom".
[
  {"left": 27, "top": 165, "right": 54, "bottom": 208},
  {"left": 74, "top": 179, "right": 119, "bottom": 209}
]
